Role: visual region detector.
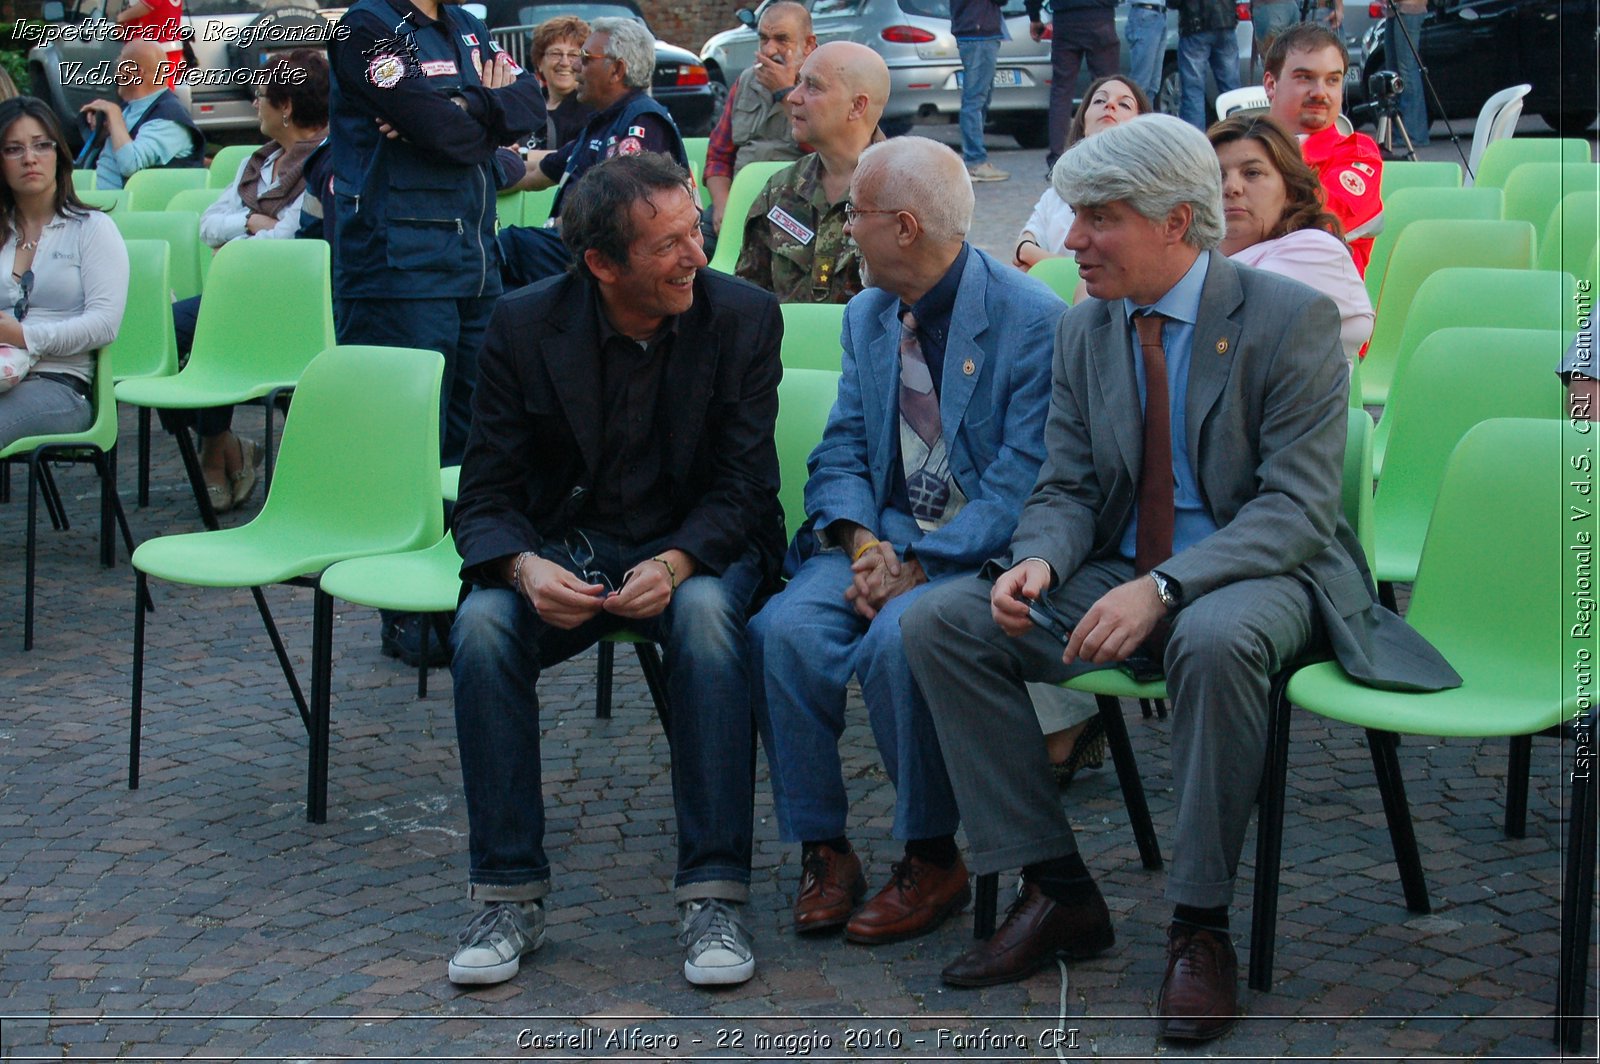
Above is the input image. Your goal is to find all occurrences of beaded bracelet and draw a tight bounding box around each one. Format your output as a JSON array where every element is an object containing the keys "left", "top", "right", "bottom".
[{"left": 650, "top": 555, "right": 678, "bottom": 590}]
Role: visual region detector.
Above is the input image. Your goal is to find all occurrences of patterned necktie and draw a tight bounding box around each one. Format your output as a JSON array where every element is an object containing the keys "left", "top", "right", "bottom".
[
  {"left": 1133, "top": 311, "right": 1174, "bottom": 575},
  {"left": 898, "top": 309, "right": 953, "bottom": 529}
]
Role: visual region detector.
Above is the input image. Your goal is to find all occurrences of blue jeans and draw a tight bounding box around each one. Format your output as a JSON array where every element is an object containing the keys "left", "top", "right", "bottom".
[
  {"left": 1124, "top": 4, "right": 1167, "bottom": 103},
  {"left": 451, "top": 531, "right": 765, "bottom": 903},
  {"left": 1178, "top": 28, "right": 1241, "bottom": 130},
  {"left": 956, "top": 38, "right": 1000, "bottom": 164},
  {"left": 1250, "top": 0, "right": 1298, "bottom": 57},
  {"left": 748, "top": 551, "right": 961, "bottom": 844},
  {"left": 1386, "top": 11, "right": 1430, "bottom": 147},
  {"left": 1047, "top": 7, "right": 1120, "bottom": 165},
  {"left": 0, "top": 374, "right": 90, "bottom": 451}
]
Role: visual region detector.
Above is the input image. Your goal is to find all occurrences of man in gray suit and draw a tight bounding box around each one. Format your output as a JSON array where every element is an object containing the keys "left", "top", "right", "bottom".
[{"left": 902, "top": 113, "right": 1458, "bottom": 1042}]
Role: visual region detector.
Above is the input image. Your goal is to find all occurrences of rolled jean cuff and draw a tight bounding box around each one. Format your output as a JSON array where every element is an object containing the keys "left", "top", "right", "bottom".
[
  {"left": 469, "top": 878, "right": 551, "bottom": 903},
  {"left": 673, "top": 876, "right": 750, "bottom": 905},
  {"left": 1164, "top": 873, "right": 1236, "bottom": 910}
]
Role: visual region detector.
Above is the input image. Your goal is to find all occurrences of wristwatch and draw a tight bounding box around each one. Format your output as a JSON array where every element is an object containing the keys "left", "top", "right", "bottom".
[{"left": 1149, "top": 570, "right": 1180, "bottom": 610}]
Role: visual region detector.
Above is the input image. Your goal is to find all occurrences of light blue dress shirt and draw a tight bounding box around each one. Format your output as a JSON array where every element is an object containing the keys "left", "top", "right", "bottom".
[
  {"left": 95, "top": 90, "right": 196, "bottom": 190},
  {"left": 1117, "top": 252, "right": 1222, "bottom": 563}
]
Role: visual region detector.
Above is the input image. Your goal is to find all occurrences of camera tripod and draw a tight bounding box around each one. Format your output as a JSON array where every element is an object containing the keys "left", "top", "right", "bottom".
[{"left": 1373, "top": 74, "right": 1419, "bottom": 162}]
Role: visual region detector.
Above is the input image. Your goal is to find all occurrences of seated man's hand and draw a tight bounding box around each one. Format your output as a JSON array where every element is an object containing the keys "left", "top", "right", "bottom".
[
  {"left": 1064, "top": 576, "right": 1168, "bottom": 667},
  {"left": 844, "top": 541, "right": 924, "bottom": 620},
  {"left": 604, "top": 550, "right": 695, "bottom": 621},
  {"left": 990, "top": 557, "right": 1052, "bottom": 637},
  {"left": 80, "top": 98, "right": 125, "bottom": 133},
  {"left": 515, "top": 554, "right": 607, "bottom": 628}
]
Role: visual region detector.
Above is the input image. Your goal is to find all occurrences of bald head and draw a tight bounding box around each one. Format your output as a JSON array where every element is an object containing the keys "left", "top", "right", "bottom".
[
  {"left": 117, "top": 39, "right": 170, "bottom": 100},
  {"left": 787, "top": 41, "right": 889, "bottom": 153},
  {"left": 853, "top": 136, "right": 972, "bottom": 243}
]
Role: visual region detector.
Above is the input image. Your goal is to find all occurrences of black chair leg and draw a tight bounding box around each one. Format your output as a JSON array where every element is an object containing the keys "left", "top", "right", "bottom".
[
  {"left": 23, "top": 455, "right": 39, "bottom": 650},
  {"left": 307, "top": 587, "right": 333, "bottom": 823},
  {"left": 974, "top": 872, "right": 998, "bottom": 939},
  {"left": 1366, "top": 728, "right": 1431, "bottom": 913},
  {"left": 137, "top": 406, "right": 151, "bottom": 507},
  {"left": 1505, "top": 733, "right": 1532, "bottom": 838},
  {"left": 38, "top": 459, "right": 67, "bottom": 531},
  {"left": 417, "top": 618, "right": 431, "bottom": 700},
  {"left": 172, "top": 422, "right": 221, "bottom": 530},
  {"left": 595, "top": 640, "right": 614, "bottom": 719},
  {"left": 1099, "top": 694, "right": 1162, "bottom": 870},
  {"left": 249, "top": 585, "right": 310, "bottom": 732},
  {"left": 1249, "top": 676, "right": 1293, "bottom": 993},
  {"left": 635, "top": 642, "right": 670, "bottom": 732},
  {"left": 1556, "top": 730, "right": 1596, "bottom": 1051},
  {"left": 129, "top": 570, "right": 146, "bottom": 789}
]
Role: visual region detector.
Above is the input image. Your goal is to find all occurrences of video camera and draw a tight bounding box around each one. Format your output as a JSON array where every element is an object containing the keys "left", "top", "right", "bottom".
[{"left": 1368, "top": 69, "right": 1403, "bottom": 106}]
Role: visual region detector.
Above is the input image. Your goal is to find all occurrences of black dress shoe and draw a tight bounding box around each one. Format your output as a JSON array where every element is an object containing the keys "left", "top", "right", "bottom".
[
  {"left": 941, "top": 879, "right": 1114, "bottom": 987},
  {"left": 380, "top": 611, "right": 452, "bottom": 668},
  {"left": 1157, "top": 923, "right": 1240, "bottom": 1042}
]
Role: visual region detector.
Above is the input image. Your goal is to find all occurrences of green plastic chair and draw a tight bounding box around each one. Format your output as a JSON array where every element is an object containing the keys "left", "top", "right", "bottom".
[
  {"left": 1362, "top": 218, "right": 1536, "bottom": 407},
  {"left": 1380, "top": 160, "right": 1462, "bottom": 196},
  {"left": 778, "top": 302, "right": 846, "bottom": 371},
  {"left": 522, "top": 187, "right": 557, "bottom": 229},
  {"left": 77, "top": 189, "right": 124, "bottom": 212},
  {"left": 1371, "top": 268, "right": 1576, "bottom": 475},
  {"left": 440, "top": 464, "right": 459, "bottom": 502},
  {"left": 706, "top": 160, "right": 791, "bottom": 275},
  {"left": 683, "top": 135, "right": 710, "bottom": 207},
  {"left": 1538, "top": 191, "right": 1600, "bottom": 277},
  {"left": 775, "top": 367, "right": 840, "bottom": 538},
  {"left": 129, "top": 345, "right": 445, "bottom": 823},
  {"left": 1470, "top": 136, "right": 1592, "bottom": 190},
  {"left": 1279, "top": 418, "right": 1592, "bottom": 1051},
  {"left": 115, "top": 239, "right": 336, "bottom": 526},
  {"left": 1025, "top": 256, "right": 1078, "bottom": 304},
  {"left": 71, "top": 168, "right": 97, "bottom": 192},
  {"left": 1363, "top": 186, "right": 1503, "bottom": 304},
  {"left": 165, "top": 186, "right": 226, "bottom": 219},
  {"left": 1501, "top": 162, "right": 1600, "bottom": 233},
  {"left": 1371, "top": 328, "right": 1568, "bottom": 586},
  {"left": 207, "top": 144, "right": 257, "bottom": 188},
  {"left": 123, "top": 168, "right": 209, "bottom": 211},
  {"left": 108, "top": 240, "right": 181, "bottom": 509},
  {"left": 495, "top": 190, "right": 523, "bottom": 231},
  {"left": 0, "top": 347, "right": 138, "bottom": 650},
  {"left": 111, "top": 211, "right": 208, "bottom": 300}
]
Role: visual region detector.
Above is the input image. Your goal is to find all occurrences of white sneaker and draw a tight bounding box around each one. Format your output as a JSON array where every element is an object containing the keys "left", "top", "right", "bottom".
[
  {"left": 967, "top": 161, "right": 1010, "bottom": 182},
  {"left": 447, "top": 901, "right": 545, "bottom": 985},
  {"left": 679, "top": 899, "right": 755, "bottom": 986}
]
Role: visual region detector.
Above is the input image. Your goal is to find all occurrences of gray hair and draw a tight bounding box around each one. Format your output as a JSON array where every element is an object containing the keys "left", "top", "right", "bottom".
[
  {"left": 1051, "top": 112, "right": 1224, "bottom": 250},
  {"left": 854, "top": 136, "right": 973, "bottom": 243},
  {"left": 593, "top": 17, "right": 655, "bottom": 91}
]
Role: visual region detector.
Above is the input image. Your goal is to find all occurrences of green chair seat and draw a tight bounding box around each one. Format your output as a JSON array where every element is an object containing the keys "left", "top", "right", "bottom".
[
  {"left": 706, "top": 160, "right": 791, "bottom": 275},
  {"left": 1062, "top": 669, "right": 1166, "bottom": 700},
  {"left": 778, "top": 303, "right": 846, "bottom": 371},
  {"left": 71, "top": 168, "right": 97, "bottom": 192},
  {"left": 1380, "top": 160, "right": 1462, "bottom": 196},
  {"left": 1025, "top": 256, "right": 1078, "bottom": 304},
  {"left": 1500, "top": 162, "right": 1600, "bottom": 232},
  {"left": 1362, "top": 186, "right": 1502, "bottom": 305},
  {"left": 441, "top": 464, "right": 460, "bottom": 501},
  {"left": 208, "top": 144, "right": 257, "bottom": 188},
  {"left": 164, "top": 186, "right": 226, "bottom": 217},
  {"left": 1538, "top": 191, "right": 1600, "bottom": 277},
  {"left": 1471, "top": 137, "right": 1592, "bottom": 190},
  {"left": 123, "top": 168, "right": 209, "bottom": 210},
  {"left": 318, "top": 531, "right": 463, "bottom": 613},
  {"left": 110, "top": 211, "right": 208, "bottom": 300}
]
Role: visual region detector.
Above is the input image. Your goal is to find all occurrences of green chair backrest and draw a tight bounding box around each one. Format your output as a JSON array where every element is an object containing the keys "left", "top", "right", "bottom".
[
  {"left": 1538, "top": 191, "right": 1600, "bottom": 276},
  {"left": 71, "top": 168, "right": 97, "bottom": 193},
  {"left": 1372, "top": 329, "right": 1569, "bottom": 585},
  {"left": 707, "top": 160, "right": 791, "bottom": 275},
  {"left": 1341, "top": 407, "right": 1375, "bottom": 569},
  {"left": 1404, "top": 418, "right": 1571, "bottom": 701},
  {"left": 0, "top": 347, "right": 119, "bottom": 461},
  {"left": 775, "top": 367, "right": 841, "bottom": 539},
  {"left": 1376, "top": 267, "right": 1577, "bottom": 466},
  {"left": 186, "top": 239, "right": 336, "bottom": 392},
  {"left": 522, "top": 187, "right": 557, "bottom": 229},
  {"left": 123, "top": 168, "right": 209, "bottom": 211},
  {"left": 78, "top": 189, "right": 124, "bottom": 212},
  {"left": 108, "top": 239, "right": 179, "bottom": 383},
  {"left": 251, "top": 345, "right": 445, "bottom": 556},
  {"left": 1363, "top": 218, "right": 1536, "bottom": 406},
  {"left": 779, "top": 302, "right": 846, "bottom": 371},
  {"left": 1471, "top": 137, "right": 1592, "bottom": 190},
  {"left": 111, "top": 211, "right": 207, "bottom": 300},
  {"left": 1026, "top": 256, "right": 1078, "bottom": 304},
  {"left": 1380, "top": 160, "right": 1462, "bottom": 196},
  {"left": 208, "top": 144, "right": 258, "bottom": 188},
  {"left": 1501, "top": 162, "right": 1600, "bottom": 232},
  {"left": 496, "top": 190, "right": 523, "bottom": 230},
  {"left": 165, "top": 186, "right": 226, "bottom": 218},
  {"left": 683, "top": 136, "right": 711, "bottom": 208},
  {"left": 1363, "top": 186, "right": 1502, "bottom": 304}
]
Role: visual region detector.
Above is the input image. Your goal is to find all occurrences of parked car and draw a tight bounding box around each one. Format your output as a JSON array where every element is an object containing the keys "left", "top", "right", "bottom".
[
  {"left": 700, "top": 0, "right": 1271, "bottom": 146},
  {"left": 27, "top": 0, "right": 334, "bottom": 149},
  {"left": 479, "top": 0, "right": 722, "bottom": 135},
  {"left": 1349, "top": 0, "right": 1597, "bottom": 134}
]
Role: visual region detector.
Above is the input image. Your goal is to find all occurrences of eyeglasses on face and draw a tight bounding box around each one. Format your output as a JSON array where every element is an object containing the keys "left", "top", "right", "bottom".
[
  {"left": 843, "top": 202, "right": 899, "bottom": 225},
  {"left": 579, "top": 50, "right": 617, "bottom": 65},
  {"left": 544, "top": 49, "right": 583, "bottom": 64},
  {"left": 1, "top": 141, "right": 56, "bottom": 161}
]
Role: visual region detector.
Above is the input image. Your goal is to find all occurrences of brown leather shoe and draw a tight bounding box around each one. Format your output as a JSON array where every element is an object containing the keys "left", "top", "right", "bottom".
[
  {"left": 793, "top": 845, "right": 866, "bottom": 934},
  {"left": 941, "top": 879, "right": 1114, "bottom": 987},
  {"left": 845, "top": 855, "right": 971, "bottom": 944},
  {"left": 1157, "top": 923, "right": 1240, "bottom": 1042}
]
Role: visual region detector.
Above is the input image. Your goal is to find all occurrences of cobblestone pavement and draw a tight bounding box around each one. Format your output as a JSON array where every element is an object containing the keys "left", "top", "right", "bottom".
[{"left": 0, "top": 119, "right": 1595, "bottom": 1062}]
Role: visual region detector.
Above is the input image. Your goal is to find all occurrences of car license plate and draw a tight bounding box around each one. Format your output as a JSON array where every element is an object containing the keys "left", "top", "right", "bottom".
[{"left": 952, "top": 68, "right": 1026, "bottom": 90}]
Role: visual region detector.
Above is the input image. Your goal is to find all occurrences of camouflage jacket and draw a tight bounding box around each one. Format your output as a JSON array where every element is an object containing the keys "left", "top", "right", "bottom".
[{"left": 733, "top": 153, "right": 863, "bottom": 305}]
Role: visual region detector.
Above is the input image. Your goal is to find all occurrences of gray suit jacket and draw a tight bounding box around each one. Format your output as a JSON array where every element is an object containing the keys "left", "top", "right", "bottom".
[{"left": 1009, "top": 250, "right": 1459, "bottom": 692}]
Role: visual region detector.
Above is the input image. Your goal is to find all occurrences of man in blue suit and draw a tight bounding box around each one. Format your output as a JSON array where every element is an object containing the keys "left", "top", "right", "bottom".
[{"left": 749, "top": 136, "right": 1065, "bottom": 946}]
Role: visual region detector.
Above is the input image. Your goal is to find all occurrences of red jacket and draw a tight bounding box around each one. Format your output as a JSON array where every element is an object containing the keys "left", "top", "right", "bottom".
[{"left": 1301, "top": 124, "right": 1383, "bottom": 276}]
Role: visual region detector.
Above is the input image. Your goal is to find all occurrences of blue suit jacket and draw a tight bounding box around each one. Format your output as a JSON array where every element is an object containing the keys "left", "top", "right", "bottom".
[{"left": 798, "top": 245, "right": 1065, "bottom": 579}]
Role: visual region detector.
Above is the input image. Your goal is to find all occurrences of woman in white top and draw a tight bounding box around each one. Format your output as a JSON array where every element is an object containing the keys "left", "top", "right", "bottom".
[
  {"left": 1209, "top": 114, "right": 1374, "bottom": 363},
  {"left": 0, "top": 96, "right": 128, "bottom": 450},
  {"left": 171, "top": 48, "right": 327, "bottom": 514},
  {"left": 1014, "top": 76, "right": 1150, "bottom": 271}
]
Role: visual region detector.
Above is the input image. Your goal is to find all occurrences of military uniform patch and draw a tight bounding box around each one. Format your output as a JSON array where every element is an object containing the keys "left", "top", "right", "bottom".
[
  {"left": 615, "top": 136, "right": 644, "bottom": 155},
  {"left": 767, "top": 205, "right": 814, "bottom": 245}
]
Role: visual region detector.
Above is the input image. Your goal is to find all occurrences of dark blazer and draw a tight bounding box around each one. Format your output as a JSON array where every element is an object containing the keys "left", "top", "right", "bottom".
[
  {"left": 453, "top": 268, "right": 787, "bottom": 589},
  {"left": 1010, "top": 250, "right": 1460, "bottom": 693}
]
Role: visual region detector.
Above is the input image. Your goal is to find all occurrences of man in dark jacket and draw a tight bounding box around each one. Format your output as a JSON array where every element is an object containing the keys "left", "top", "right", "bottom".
[
  {"left": 447, "top": 153, "right": 784, "bottom": 990},
  {"left": 1175, "top": 0, "right": 1240, "bottom": 129},
  {"left": 1024, "top": 0, "right": 1118, "bottom": 169},
  {"left": 952, "top": 0, "right": 1009, "bottom": 181}
]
